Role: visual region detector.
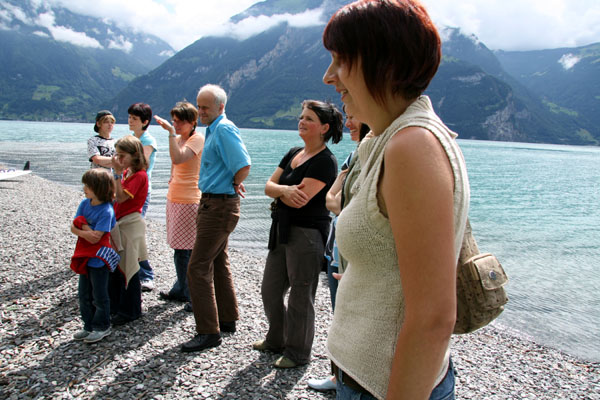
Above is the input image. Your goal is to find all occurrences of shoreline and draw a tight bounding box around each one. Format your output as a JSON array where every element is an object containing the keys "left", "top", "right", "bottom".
[{"left": 0, "top": 174, "right": 598, "bottom": 399}]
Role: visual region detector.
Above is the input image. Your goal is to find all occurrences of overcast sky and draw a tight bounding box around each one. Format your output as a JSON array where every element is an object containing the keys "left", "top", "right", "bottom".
[{"left": 34, "top": 0, "right": 600, "bottom": 51}]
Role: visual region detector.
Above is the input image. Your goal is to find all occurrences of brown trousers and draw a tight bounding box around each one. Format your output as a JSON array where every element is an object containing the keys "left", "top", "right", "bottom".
[
  {"left": 261, "top": 225, "right": 324, "bottom": 364},
  {"left": 187, "top": 196, "right": 240, "bottom": 334}
]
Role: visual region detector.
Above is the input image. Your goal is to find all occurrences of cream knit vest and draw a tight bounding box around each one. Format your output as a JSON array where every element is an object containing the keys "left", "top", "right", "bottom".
[{"left": 328, "top": 96, "right": 470, "bottom": 399}]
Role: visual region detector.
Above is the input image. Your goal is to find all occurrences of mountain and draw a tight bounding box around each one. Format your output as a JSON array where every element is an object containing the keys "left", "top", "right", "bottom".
[
  {"left": 428, "top": 28, "right": 592, "bottom": 144},
  {"left": 106, "top": 22, "right": 332, "bottom": 129},
  {"left": 106, "top": 0, "right": 348, "bottom": 126},
  {"left": 230, "top": 0, "right": 324, "bottom": 22},
  {"left": 0, "top": 0, "right": 174, "bottom": 121},
  {"left": 1, "top": 0, "right": 597, "bottom": 146},
  {"left": 106, "top": 0, "right": 597, "bottom": 145},
  {"left": 496, "top": 43, "right": 600, "bottom": 144}
]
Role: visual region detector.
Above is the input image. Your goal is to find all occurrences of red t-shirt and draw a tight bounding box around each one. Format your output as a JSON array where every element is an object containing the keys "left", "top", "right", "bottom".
[{"left": 114, "top": 169, "right": 148, "bottom": 220}]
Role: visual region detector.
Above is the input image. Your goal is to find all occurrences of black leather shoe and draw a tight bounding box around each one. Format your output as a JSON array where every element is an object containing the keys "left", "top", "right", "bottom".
[
  {"left": 220, "top": 321, "right": 236, "bottom": 333},
  {"left": 183, "top": 303, "right": 193, "bottom": 312},
  {"left": 181, "top": 333, "right": 222, "bottom": 352},
  {"left": 159, "top": 291, "right": 188, "bottom": 302}
]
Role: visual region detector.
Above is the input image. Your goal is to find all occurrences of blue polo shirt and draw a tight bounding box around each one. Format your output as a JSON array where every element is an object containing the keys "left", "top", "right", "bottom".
[
  {"left": 136, "top": 131, "right": 157, "bottom": 192},
  {"left": 198, "top": 114, "right": 251, "bottom": 194}
]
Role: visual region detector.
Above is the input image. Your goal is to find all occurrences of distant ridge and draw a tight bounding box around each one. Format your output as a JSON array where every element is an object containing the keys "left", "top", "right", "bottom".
[
  {"left": 106, "top": 11, "right": 600, "bottom": 145},
  {"left": 0, "top": 0, "right": 174, "bottom": 122},
  {"left": 0, "top": 0, "right": 598, "bottom": 145}
]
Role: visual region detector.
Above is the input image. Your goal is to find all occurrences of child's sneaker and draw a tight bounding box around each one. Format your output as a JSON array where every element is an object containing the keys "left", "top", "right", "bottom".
[
  {"left": 84, "top": 328, "right": 111, "bottom": 343},
  {"left": 141, "top": 280, "right": 154, "bottom": 292},
  {"left": 73, "top": 330, "right": 91, "bottom": 341}
]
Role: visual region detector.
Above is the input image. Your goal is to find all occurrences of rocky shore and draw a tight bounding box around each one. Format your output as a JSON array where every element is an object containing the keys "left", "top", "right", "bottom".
[{"left": 1, "top": 174, "right": 598, "bottom": 399}]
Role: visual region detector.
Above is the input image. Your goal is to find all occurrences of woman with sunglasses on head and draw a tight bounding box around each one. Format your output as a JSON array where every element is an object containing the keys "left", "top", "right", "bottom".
[{"left": 254, "top": 100, "right": 343, "bottom": 369}]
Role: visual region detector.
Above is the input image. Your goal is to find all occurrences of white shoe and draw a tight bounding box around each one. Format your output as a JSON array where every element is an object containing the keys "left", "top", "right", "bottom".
[
  {"left": 141, "top": 280, "right": 154, "bottom": 292},
  {"left": 84, "top": 328, "right": 111, "bottom": 343},
  {"left": 73, "top": 329, "right": 91, "bottom": 340},
  {"left": 307, "top": 376, "right": 336, "bottom": 391}
]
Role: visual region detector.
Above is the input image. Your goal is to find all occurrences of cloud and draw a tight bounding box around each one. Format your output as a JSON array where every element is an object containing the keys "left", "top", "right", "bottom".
[
  {"left": 558, "top": 54, "right": 581, "bottom": 70},
  {"left": 43, "top": 0, "right": 322, "bottom": 50},
  {"left": 0, "top": 9, "right": 11, "bottom": 25},
  {"left": 33, "top": 0, "right": 600, "bottom": 52},
  {"left": 36, "top": 11, "right": 103, "bottom": 49},
  {"left": 33, "top": 30, "right": 50, "bottom": 38},
  {"left": 35, "top": 11, "right": 55, "bottom": 28},
  {"left": 48, "top": 25, "right": 103, "bottom": 48},
  {"left": 159, "top": 49, "right": 175, "bottom": 57},
  {"left": 287, "top": 7, "right": 325, "bottom": 28},
  {"left": 0, "top": 2, "right": 35, "bottom": 25},
  {"left": 44, "top": 0, "right": 262, "bottom": 50},
  {"left": 108, "top": 35, "right": 133, "bottom": 52},
  {"left": 30, "top": 0, "right": 45, "bottom": 10},
  {"left": 423, "top": 0, "right": 600, "bottom": 51},
  {"left": 219, "top": 8, "right": 325, "bottom": 41}
]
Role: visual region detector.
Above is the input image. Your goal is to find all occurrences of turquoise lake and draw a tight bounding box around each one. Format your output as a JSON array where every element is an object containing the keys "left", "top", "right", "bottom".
[{"left": 1, "top": 120, "right": 599, "bottom": 363}]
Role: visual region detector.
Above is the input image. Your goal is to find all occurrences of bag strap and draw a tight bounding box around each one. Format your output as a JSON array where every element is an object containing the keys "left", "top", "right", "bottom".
[{"left": 459, "top": 218, "right": 479, "bottom": 265}]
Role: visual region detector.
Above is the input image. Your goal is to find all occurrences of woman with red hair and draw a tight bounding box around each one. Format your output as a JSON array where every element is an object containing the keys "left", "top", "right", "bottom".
[{"left": 322, "top": 1, "right": 470, "bottom": 399}]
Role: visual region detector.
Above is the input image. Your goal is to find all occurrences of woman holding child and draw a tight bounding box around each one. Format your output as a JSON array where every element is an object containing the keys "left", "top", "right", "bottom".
[
  {"left": 154, "top": 102, "right": 204, "bottom": 304},
  {"left": 321, "top": 0, "right": 470, "bottom": 398},
  {"left": 254, "top": 100, "right": 342, "bottom": 368}
]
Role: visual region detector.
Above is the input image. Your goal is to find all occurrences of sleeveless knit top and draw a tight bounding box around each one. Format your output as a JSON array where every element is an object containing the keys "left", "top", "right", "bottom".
[
  {"left": 338, "top": 146, "right": 364, "bottom": 273},
  {"left": 328, "top": 96, "right": 470, "bottom": 399}
]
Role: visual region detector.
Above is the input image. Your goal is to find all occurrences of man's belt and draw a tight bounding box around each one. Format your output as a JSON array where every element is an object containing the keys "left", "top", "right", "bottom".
[{"left": 202, "top": 193, "right": 238, "bottom": 199}]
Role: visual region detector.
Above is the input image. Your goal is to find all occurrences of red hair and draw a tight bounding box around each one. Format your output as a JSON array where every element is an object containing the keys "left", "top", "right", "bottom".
[{"left": 323, "top": 0, "right": 441, "bottom": 103}]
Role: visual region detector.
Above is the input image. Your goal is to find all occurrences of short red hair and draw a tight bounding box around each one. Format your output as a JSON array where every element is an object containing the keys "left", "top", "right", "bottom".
[{"left": 323, "top": 0, "right": 441, "bottom": 103}]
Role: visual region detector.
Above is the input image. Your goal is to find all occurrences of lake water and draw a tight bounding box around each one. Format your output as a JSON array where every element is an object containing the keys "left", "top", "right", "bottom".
[{"left": 1, "top": 120, "right": 599, "bottom": 363}]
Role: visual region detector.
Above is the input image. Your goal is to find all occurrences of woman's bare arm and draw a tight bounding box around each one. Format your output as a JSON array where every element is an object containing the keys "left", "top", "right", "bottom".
[{"left": 383, "top": 127, "right": 457, "bottom": 400}]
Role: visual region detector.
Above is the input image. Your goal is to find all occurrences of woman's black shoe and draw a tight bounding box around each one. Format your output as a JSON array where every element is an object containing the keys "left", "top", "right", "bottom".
[{"left": 159, "top": 291, "right": 188, "bottom": 302}]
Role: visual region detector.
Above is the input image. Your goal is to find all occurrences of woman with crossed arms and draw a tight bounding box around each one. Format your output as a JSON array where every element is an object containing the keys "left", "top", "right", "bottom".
[{"left": 254, "top": 100, "right": 343, "bottom": 369}]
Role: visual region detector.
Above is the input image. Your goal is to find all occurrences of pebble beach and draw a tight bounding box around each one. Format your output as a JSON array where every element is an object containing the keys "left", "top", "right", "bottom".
[{"left": 0, "top": 174, "right": 598, "bottom": 399}]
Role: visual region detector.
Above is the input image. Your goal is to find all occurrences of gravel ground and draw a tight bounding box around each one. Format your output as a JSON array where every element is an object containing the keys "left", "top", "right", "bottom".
[{"left": 0, "top": 174, "right": 598, "bottom": 399}]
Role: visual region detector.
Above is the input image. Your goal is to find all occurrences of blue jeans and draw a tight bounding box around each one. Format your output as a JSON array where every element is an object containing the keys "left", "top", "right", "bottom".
[
  {"left": 79, "top": 266, "right": 110, "bottom": 331},
  {"left": 327, "top": 261, "right": 339, "bottom": 311},
  {"left": 336, "top": 359, "right": 455, "bottom": 400},
  {"left": 429, "top": 359, "right": 455, "bottom": 400},
  {"left": 141, "top": 191, "right": 151, "bottom": 217},
  {"left": 139, "top": 192, "right": 154, "bottom": 282},
  {"left": 138, "top": 259, "right": 154, "bottom": 281},
  {"left": 169, "top": 249, "right": 191, "bottom": 300},
  {"left": 324, "top": 217, "right": 339, "bottom": 311}
]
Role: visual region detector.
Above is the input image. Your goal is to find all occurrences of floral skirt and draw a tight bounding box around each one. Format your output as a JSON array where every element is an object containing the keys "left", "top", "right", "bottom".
[{"left": 166, "top": 200, "right": 198, "bottom": 250}]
